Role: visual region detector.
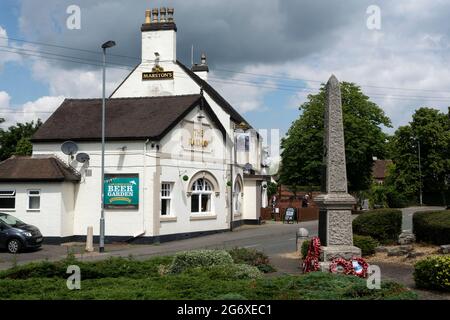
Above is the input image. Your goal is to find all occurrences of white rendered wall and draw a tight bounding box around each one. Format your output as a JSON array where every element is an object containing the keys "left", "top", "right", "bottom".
[{"left": 0, "top": 182, "right": 71, "bottom": 237}]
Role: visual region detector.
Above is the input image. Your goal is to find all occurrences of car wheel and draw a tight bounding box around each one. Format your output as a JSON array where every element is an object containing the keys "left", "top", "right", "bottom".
[{"left": 7, "top": 238, "right": 22, "bottom": 254}]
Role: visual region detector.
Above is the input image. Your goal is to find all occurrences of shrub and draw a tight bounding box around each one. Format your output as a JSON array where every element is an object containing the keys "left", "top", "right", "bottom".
[
  {"left": 353, "top": 235, "right": 378, "bottom": 256},
  {"left": 0, "top": 256, "right": 173, "bottom": 280},
  {"left": 228, "top": 247, "right": 275, "bottom": 273},
  {"left": 301, "top": 240, "right": 310, "bottom": 259},
  {"left": 168, "top": 250, "right": 234, "bottom": 274},
  {"left": 352, "top": 209, "right": 402, "bottom": 244},
  {"left": 413, "top": 210, "right": 450, "bottom": 245},
  {"left": 414, "top": 256, "right": 450, "bottom": 292}
]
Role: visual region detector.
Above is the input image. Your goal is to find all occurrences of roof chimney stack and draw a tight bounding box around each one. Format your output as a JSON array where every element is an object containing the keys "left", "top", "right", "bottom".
[
  {"left": 192, "top": 52, "right": 209, "bottom": 81},
  {"left": 141, "top": 8, "right": 177, "bottom": 63}
]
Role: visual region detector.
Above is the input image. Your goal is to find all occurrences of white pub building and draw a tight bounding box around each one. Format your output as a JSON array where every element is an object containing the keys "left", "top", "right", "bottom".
[{"left": 0, "top": 8, "right": 269, "bottom": 243}]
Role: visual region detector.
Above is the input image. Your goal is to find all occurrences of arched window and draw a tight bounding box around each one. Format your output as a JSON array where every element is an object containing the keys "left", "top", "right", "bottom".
[
  {"left": 233, "top": 180, "right": 242, "bottom": 214},
  {"left": 191, "top": 178, "right": 213, "bottom": 214}
]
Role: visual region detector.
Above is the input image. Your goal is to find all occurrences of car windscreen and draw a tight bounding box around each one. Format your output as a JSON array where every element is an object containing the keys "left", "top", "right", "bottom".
[{"left": 0, "top": 214, "right": 26, "bottom": 227}]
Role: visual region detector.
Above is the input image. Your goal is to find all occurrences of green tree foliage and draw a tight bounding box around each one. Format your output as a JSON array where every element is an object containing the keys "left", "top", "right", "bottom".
[
  {"left": 387, "top": 108, "right": 450, "bottom": 204},
  {"left": 0, "top": 119, "right": 42, "bottom": 161},
  {"left": 280, "top": 82, "right": 391, "bottom": 192}
]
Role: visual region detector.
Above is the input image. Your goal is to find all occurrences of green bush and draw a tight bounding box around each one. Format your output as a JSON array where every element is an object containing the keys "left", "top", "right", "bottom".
[
  {"left": 413, "top": 210, "right": 450, "bottom": 245},
  {"left": 414, "top": 256, "right": 450, "bottom": 292},
  {"left": 0, "top": 256, "right": 173, "bottom": 280},
  {"left": 186, "top": 264, "right": 262, "bottom": 280},
  {"left": 352, "top": 209, "right": 402, "bottom": 244},
  {"left": 228, "top": 247, "right": 275, "bottom": 273},
  {"left": 301, "top": 240, "right": 310, "bottom": 259},
  {"left": 168, "top": 250, "right": 234, "bottom": 274},
  {"left": 386, "top": 189, "right": 411, "bottom": 208},
  {"left": 353, "top": 235, "right": 379, "bottom": 256}
]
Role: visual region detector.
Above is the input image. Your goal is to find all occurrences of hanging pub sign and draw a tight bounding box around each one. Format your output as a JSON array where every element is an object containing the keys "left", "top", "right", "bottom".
[
  {"left": 142, "top": 71, "right": 174, "bottom": 80},
  {"left": 104, "top": 174, "right": 139, "bottom": 209}
]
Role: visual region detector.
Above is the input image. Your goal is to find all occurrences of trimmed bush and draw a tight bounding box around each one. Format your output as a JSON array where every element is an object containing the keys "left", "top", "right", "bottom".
[
  {"left": 228, "top": 247, "right": 275, "bottom": 273},
  {"left": 352, "top": 209, "right": 402, "bottom": 244},
  {"left": 414, "top": 256, "right": 450, "bottom": 292},
  {"left": 301, "top": 240, "right": 310, "bottom": 259},
  {"left": 353, "top": 235, "right": 378, "bottom": 256},
  {"left": 168, "top": 250, "right": 233, "bottom": 274},
  {"left": 188, "top": 264, "right": 262, "bottom": 280},
  {"left": 413, "top": 210, "right": 450, "bottom": 245}
]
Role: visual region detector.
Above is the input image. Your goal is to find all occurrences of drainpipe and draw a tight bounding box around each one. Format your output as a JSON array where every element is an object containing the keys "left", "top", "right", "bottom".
[{"left": 142, "top": 139, "right": 150, "bottom": 235}]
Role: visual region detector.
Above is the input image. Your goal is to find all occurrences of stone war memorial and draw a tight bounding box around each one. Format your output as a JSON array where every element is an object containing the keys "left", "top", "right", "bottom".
[{"left": 315, "top": 75, "right": 361, "bottom": 270}]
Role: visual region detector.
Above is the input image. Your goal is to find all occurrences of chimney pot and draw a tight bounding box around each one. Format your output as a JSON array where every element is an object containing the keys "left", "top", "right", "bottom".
[
  {"left": 201, "top": 53, "right": 207, "bottom": 65},
  {"left": 145, "top": 10, "right": 151, "bottom": 24},
  {"left": 167, "top": 8, "right": 174, "bottom": 22},
  {"left": 160, "top": 7, "right": 167, "bottom": 23},
  {"left": 152, "top": 8, "right": 159, "bottom": 23}
]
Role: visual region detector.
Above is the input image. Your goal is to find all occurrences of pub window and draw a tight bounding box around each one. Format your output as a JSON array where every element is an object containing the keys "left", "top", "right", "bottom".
[
  {"left": 27, "top": 190, "right": 41, "bottom": 211},
  {"left": 0, "top": 190, "right": 16, "bottom": 210},
  {"left": 161, "top": 183, "right": 172, "bottom": 216},
  {"left": 191, "top": 178, "right": 213, "bottom": 214}
]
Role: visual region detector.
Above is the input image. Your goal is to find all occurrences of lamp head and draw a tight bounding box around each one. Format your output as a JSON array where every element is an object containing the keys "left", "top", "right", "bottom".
[{"left": 102, "top": 40, "right": 116, "bottom": 49}]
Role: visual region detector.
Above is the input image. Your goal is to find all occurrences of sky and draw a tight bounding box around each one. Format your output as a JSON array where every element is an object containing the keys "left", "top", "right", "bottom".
[{"left": 1, "top": 0, "right": 450, "bottom": 141}]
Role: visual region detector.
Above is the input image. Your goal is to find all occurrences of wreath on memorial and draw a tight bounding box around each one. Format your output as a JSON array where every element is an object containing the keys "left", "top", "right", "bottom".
[
  {"left": 302, "top": 237, "right": 321, "bottom": 273},
  {"left": 329, "top": 256, "right": 369, "bottom": 278},
  {"left": 301, "top": 236, "right": 369, "bottom": 278}
]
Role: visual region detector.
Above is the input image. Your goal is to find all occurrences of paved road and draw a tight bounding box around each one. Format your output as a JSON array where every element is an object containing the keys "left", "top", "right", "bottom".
[{"left": 0, "top": 221, "right": 318, "bottom": 270}]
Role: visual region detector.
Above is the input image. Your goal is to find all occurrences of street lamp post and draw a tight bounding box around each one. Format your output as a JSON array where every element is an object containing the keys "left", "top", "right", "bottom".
[
  {"left": 417, "top": 139, "right": 423, "bottom": 206},
  {"left": 100, "top": 40, "right": 116, "bottom": 253}
]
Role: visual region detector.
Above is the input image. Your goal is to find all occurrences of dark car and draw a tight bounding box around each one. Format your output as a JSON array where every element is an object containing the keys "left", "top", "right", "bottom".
[{"left": 0, "top": 213, "right": 43, "bottom": 253}]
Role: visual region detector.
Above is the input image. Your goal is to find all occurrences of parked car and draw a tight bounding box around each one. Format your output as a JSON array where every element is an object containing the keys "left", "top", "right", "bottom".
[{"left": 0, "top": 213, "right": 43, "bottom": 253}]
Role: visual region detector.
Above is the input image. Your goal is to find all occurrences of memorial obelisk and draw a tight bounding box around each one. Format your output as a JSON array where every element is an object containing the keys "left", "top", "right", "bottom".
[{"left": 315, "top": 75, "right": 361, "bottom": 269}]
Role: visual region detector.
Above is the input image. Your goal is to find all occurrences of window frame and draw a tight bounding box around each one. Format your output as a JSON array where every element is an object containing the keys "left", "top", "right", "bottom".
[
  {"left": 27, "top": 189, "right": 41, "bottom": 211},
  {"left": 160, "top": 182, "right": 173, "bottom": 216},
  {"left": 190, "top": 178, "right": 213, "bottom": 215},
  {"left": 0, "top": 190, "right": 16, "bottom": 211}
]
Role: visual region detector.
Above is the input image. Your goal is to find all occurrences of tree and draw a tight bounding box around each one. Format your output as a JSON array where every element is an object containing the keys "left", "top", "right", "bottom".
[
  {"left": 388, "top": 108, "right": 450, "bottom": 205},
  {"left": 279, "top": 82, "right": 391, "bottom": 192},
  {"left": 0, "top": 119, "right": 42, "bottom": 161}
]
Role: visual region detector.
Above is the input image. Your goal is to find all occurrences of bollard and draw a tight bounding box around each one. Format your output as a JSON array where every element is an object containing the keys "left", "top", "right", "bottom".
[
  {"left": 296, "top": 228, "right": 309, "bottom": 252},
  {"left": 85, "top": 226, "right": 94, "bottom": 252}
]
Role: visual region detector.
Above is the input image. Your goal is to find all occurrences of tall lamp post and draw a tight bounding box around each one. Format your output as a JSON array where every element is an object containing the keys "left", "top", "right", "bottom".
[
  {"left": 417, "top": 139, "right": 423, "bottom": 206},
  {"left": 100, "top": 40, "right": 116, "bottom": 253}
]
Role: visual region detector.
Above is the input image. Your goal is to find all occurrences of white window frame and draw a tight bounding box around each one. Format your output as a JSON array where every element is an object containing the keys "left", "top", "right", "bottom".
[
  {"left": 0, "top": 190, "right": 16, "bottom": 211},
  {"left": 191, "top": 178, "right": 213, "bottom": 215},
  {"left": 160, "top": 183, "right": 173, "bottom": 216},
  {"left": 27, "top": 189, "right": 41, "bottom": 211}
]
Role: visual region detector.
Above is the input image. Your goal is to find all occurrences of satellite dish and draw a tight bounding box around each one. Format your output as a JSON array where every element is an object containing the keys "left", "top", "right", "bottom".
[
  {"left": 61, "top": 141, "right": 78, "bottom": 156},
  {"left": 76, "top": 153, "right": 90, "bottom": 163}
]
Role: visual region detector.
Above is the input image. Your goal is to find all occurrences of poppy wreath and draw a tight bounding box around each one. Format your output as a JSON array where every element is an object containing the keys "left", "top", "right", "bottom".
[
  {"left": 351, "top": 257, "right": 369, "bottom": 278},
  {"left": 329, "top": 258, "right": 354, "bottom": 275},
  {"left": 302, "top": 237, "right": 321, "bottom": 273},
  {"left": 329, "top": 257, "right": 369, "bottom": 278}
]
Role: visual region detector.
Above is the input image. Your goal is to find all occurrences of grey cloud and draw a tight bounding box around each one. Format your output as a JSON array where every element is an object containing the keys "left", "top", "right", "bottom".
[{"left": 18, "top": 0, "right": 371, "bottom": 70}]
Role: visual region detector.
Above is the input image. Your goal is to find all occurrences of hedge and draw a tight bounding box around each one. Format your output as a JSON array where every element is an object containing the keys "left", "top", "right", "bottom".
[
  {"left": 353, "top": 235, "right": 379, "bottom": 256},
  {"left": 168, "top": 250, "right": 234, "bottom": 274},
  {"left": 413, "top": 210, "right": 450, "bottom": 245},
  {"left": 414, "top": 256, "right": 450, "bottom": 292},
  {"left": 352, "top": 209, "right": 402, "bottom": 244}
]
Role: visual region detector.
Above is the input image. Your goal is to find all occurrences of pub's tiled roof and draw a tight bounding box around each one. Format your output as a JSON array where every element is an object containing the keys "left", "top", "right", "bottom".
[{"left": 0, "top": 156, "right": 80, "bottom": 182}]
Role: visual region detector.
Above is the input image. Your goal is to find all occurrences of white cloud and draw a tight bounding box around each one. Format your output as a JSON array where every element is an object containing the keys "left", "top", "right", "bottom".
[
  {"left": 0, "top": 91, "right": 64, "bottom": 128},
  {"left": 0, "top": 26, "right": 22, "bottom": 70}
]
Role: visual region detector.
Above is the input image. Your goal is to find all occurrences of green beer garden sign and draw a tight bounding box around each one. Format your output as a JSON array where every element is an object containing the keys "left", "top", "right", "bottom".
[{"left": 104, "top": 174, "right": 139, "bottom": 209}]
